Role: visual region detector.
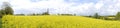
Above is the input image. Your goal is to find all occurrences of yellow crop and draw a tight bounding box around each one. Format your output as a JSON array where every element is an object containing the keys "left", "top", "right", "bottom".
[{"left": 2, "top": 15, "right": 120, "bottom": 28}]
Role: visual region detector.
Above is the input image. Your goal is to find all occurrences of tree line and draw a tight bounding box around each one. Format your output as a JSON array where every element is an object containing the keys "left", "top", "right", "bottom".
[{"left": 89, "top": 12, "right": 120, "bottom": 21}]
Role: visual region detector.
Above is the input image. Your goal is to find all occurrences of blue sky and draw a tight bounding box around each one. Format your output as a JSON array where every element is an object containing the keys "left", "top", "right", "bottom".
[{"left": 0, "top": 0, "right": 120, "bottom": 16}]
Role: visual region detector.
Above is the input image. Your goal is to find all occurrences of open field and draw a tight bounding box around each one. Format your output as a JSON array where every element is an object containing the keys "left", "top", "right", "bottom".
[{"left": 2, "top": 15, "right": 120, "bottom": 28}]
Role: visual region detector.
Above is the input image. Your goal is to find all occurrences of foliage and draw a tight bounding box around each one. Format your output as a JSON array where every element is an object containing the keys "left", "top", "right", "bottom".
[
  {"left": 93, "top": 13, "right": 100, "bottom": 19},
  {"left": 42, "top": 12, "right": 49, "bottom": 15},
  {"left": 4, "top": 6, "right": 14, "bottom": 15},
  {"left": 41, "top": 9, "right": 49, "bottom": 15},
  {"left": 115, "top": 12, "right": 120, "bottom": 20},
  {"left": 0, "top": 12, "right": 2, "bottom": 18},
  {"left": 0, "top": 2, "right": 14, "bottom": 18},
  {"left": 0, "top": 10, "right": 4, "bottom": 18},
  {"left": 3, "top": 2, "right": 14, "bottom": 15}
]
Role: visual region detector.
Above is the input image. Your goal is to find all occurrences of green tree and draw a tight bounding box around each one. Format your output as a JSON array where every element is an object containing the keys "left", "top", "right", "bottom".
[
  {"left": 2, "top": 2, "right": 14, "bottom": 15},
  {"left": 115, "top": 12, "right": 120, "bottom": 20},
  {"left": 42, "top": 9, "right": 49, "bottom": 15},
  {"left": 4, "top": 6, "right": 14, "bottom": 15},
  {"left": 0, "top": 2, "right": 13, "bottom": 18},
  {"left": 93, "top": 13, "right": 100, "bottom": 19}
]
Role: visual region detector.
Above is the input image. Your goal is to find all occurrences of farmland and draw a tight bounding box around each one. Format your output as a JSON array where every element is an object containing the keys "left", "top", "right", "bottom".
[{"left": 1, "top": 15, "right": 120, "bottom": 28}]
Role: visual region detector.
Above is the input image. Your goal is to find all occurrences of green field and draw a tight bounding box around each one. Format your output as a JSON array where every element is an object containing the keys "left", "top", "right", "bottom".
[{"left": 2, "top": 15, "right": 120, "bottom": 28}]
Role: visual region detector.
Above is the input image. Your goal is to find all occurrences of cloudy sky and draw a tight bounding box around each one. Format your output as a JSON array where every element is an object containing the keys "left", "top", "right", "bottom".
[{"left": 0, "top": 0, "right": 120, "bottom": 16}]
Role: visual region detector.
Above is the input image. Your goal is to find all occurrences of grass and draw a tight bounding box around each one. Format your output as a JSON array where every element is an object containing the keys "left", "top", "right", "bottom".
[{"left": 2, "top": 15, "right": 120, "bottom": 28}]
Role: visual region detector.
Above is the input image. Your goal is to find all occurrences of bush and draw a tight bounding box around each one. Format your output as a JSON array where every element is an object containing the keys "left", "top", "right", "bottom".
[{"left": 0, "top": 15, "right": 2, "bottom": 18}]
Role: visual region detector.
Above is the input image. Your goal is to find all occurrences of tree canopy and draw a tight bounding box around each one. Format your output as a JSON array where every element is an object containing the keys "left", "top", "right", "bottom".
[{"left": 0, "top": 2, "right": 14, "bottom": 18}]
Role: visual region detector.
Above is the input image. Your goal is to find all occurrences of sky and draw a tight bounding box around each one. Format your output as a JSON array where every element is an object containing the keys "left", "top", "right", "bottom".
[{"left": 0, "top": 0, "right": 120, "bottom": 16}]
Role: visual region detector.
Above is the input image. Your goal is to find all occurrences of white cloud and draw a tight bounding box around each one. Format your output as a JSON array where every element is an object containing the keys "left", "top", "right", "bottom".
[
  {"left": 94, "top": 2, "right": 103, "bottom": 9},
  {"left": 100, "top": 0, "right": 120, "bottom": 15},
  {"left": 0, "top": 0, "right": 120, "bottom": 15},
  {"left": 8, "top": 0, "right": 72, "bottom": 14}
]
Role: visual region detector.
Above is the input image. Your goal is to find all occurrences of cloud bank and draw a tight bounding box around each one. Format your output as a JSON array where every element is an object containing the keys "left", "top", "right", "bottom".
[{"left": 0, "top": 0, "right": 120, "bottom": 16}]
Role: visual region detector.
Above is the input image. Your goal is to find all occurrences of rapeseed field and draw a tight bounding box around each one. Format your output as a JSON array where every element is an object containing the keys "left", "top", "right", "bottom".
[{"left": 2, "top": 15, "right": 120, "bottom": 28}]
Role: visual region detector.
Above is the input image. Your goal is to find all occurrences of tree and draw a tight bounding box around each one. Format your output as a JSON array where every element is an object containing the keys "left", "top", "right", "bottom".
[
  {"left": 42, "top": 9, "right": 49, "bottom": 15},
  {"left": 0, "top": 2, "right": 13, "bottom": 18},
  {"left": 4, "top": 6, "right": 14, "bottom": 15},
  {"left": 93, "top": 13, "right": 100, "bottom": 19},
  {"left": 2, "top": 2, "right": 14, "bottom": 15},
  {"left": 115, "top": 12, "right": 120, "bottom": 20}
]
